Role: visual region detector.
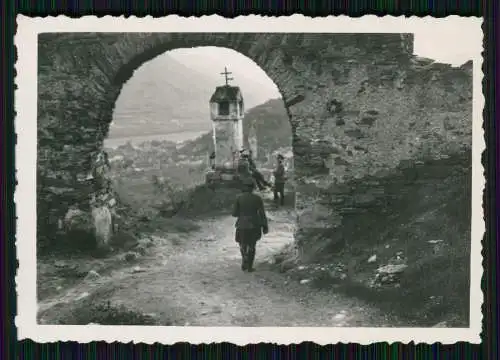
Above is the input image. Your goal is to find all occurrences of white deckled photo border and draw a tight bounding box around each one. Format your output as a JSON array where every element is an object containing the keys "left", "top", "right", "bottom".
[{"left": 14, "top": 14, "right": 485, "bottom": 345}]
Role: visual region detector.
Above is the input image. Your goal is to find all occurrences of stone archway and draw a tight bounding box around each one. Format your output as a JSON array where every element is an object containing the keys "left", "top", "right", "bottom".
[{"left": 37, "top": 33, "right": 472, "bottom": 255}]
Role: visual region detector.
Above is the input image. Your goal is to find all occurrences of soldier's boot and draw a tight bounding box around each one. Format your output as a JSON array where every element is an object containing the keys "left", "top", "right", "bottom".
[
  {"left": 240, "top": 244, "right": 248, "bottom": 271},
  {"left": 247, "top": 247, "right": 256, "bottom": 272}
]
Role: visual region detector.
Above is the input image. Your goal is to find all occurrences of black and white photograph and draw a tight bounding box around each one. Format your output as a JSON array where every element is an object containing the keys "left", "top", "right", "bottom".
[{"left": 15, "top": 15, "right": 483, "bottom": 344}]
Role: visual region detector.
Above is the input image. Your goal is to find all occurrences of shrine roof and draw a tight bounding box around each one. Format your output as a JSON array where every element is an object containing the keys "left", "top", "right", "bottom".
[{"left": 210, "top": 85, "right": 243, "bottom": 103}]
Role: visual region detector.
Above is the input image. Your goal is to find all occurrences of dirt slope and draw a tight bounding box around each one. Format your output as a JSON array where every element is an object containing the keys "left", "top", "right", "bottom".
[{"left": 37, "top": 206, "right": 404, "bottom": 327}]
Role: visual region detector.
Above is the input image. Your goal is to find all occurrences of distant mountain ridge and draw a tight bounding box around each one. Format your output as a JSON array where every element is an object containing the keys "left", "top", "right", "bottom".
[
  {"left": 109, "top": 53, "right": 278, "bottom": 139},
  {"left": 242, "top": 98, "right": 292, "bottom": 159}
]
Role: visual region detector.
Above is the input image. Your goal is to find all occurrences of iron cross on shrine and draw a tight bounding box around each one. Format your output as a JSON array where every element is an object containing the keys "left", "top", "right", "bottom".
[{"left": 220, "top": 67, "right": 234, "bottom": 86}]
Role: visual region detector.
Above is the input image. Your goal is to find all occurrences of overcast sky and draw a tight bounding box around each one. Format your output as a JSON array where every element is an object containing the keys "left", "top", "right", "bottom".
[{"left": 411, "top": 18, "right": 482, "bottom": 66}]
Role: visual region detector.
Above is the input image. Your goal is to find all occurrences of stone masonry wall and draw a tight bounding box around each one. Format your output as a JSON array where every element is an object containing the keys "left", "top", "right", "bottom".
[{"left": 36, "top": 33, "right": 472, "bottom": 251}]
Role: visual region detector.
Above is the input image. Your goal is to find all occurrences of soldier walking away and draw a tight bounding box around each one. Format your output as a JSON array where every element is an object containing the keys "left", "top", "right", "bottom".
[
  {"left": 232, "top": 178, "right": 269, "bottom": 272},
  {"left": 273, "top": 154, "right": 286, "bottom": 206}
]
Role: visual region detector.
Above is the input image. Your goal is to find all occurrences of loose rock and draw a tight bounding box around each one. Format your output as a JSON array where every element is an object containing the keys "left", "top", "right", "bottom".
[
  {"left": 124, "top": 252, "right": 139, "bottom": 262},
  {"left": 279, "top": 259, "right": 295, "bottom": 273},
  {"left": 76, "top": 292, "right": 90, "bottom": 300},
  {"left": 333, "top": 312, "right": 347, "bottom": 320},
  {"left": 132, "top": 266, "right": 145, "bottom": 273},
  {"left": 428, "top": 239, "right": 444, "bottom": 244},
  {"left": 377, "top": 264, "right": 408, "bottom": 274},
  {"left": 54, "top": 260, "right": 68, "bottom": 268},
  {"left": 135, "top": 244, "right": 147, "bottom": 256},
  {"left": 84, "top": 270, "right": 101, "bottom": 281}
]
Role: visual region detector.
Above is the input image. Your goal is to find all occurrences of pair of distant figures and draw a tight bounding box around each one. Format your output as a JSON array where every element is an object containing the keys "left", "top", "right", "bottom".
[
  {"left": 209, "top": 149, "right": 286, "bottom": 206},
  {"left": 238, "top": 149, "right": 286, "bottom": 207}
]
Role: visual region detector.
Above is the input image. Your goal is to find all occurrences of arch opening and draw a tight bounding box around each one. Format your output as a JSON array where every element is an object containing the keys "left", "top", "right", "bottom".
[{"left": 102, "top": 47, "right": 296, "bottom": 250}]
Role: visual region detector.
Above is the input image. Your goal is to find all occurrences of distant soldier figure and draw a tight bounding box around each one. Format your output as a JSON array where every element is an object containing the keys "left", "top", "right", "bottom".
[
  {"left": 273, "top": 154, "right": 286, "bottom": 206},
  {"left": 237, "top": 152, "right": 255, "bottom": 187},
  {"left": 246, "top": 149, "right": 272, "bottom": 191},
  {"left": 238, "top": 150, "right": 250, "bottom": 170},
  {"left": 232, "top": 178, "right": 269, "bottom": 272}
]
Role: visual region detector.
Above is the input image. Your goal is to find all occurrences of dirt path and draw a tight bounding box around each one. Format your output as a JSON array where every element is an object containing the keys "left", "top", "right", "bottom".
[{"left": 38, "top": 204, "right": 400, "bottom": 327}]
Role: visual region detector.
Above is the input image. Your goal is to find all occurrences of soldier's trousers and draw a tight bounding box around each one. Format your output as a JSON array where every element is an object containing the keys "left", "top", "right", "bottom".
[
  {"left": 273, "top": 182, "right": 285, "bottom": 205},
  {"left": 239, "top": 241, "right": 257, "bottom": 270},
  {"left": 235, "top": 228, "right": 260, "bottom": 270}
]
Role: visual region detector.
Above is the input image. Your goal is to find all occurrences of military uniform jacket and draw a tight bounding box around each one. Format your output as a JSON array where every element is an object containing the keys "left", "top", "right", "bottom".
[
  {"left": 232, "top": 192, "right": 268, "bottom": 231},
  {"left": 273, "top": 163, "right": 286, "bottom": 183}
]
